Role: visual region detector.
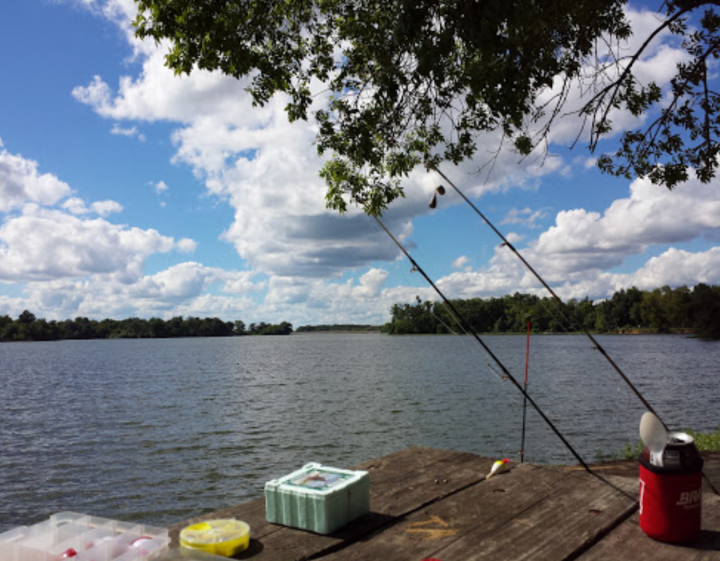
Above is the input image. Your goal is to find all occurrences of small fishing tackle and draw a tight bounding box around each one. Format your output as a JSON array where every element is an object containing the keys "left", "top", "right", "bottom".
[
  {"left": 428, "top": 185, "right": 446, "bottom": 209},
  {"left": 486, "top": 458, "right": 512, "bottom": 479}
]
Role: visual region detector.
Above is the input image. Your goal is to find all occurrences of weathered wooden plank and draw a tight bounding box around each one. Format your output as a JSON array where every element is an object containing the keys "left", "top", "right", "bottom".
[
  {"left": 701, "top": 453, "right": 720, "bottom": 495},
  {"left": 577, "top": 492, "right": 720, "bottom": 561},
  {"left": 432, "top": 468, "right": 637, "bottom": 561},
  {"left": 591, "top": 473, "right": 639, "bottom": 500},
  {"left": 697, "top": 492, "right": 720, "bottom": 560},
  {"left": 318, "top": 463, "right": 568, "bottom": 561},
  {"left": 169, "top": 447, "right": 495, "bottom": 560},
  {"left": 361, "top": 447, "right": 495, "bottom": 517},
  {"left": 318, "top": 465, "right": 638, "bottom": 561}
]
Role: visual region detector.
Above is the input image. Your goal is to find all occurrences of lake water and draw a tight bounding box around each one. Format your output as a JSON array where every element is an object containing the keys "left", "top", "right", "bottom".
[{"left": 1, "top": 333, "right": 719, "bottom": 533}]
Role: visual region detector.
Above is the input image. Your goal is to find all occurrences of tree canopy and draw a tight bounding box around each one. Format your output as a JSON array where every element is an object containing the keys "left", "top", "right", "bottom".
[
  {"left": 382, "top": 284, "right": 720, "bottom": 339},
  {"left": 0, "top": 314, "right": 295, "bottom": 342},
  {"left": 134, "top": 0, "right": 720, "bottom": 214}
]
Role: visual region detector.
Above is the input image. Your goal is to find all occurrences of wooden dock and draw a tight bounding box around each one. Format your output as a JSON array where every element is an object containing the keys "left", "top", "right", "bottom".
[{"left": 168, "top": 448, "right": 720, "bottom": 560}]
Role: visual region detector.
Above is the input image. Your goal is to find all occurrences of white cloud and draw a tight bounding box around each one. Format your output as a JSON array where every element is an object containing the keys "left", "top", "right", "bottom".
[
  {"left": 546, "top": 246, "right": 720, "bottom": 302},
  {"left": 618, "top": 247, "right": 720, "bottom": 291},
  {"left": 354, "top": 268, "right": 388, "bottom": 298},
  {"left": 111, "top": 123, "right": 145, "bottom": 141},
  {"left": 220, "top": 271, "right": 266, "bottom": 295},
  {"left": 176, "top": 238, "right": 197, "bottom": 253},
  {"left": 428, "top": 243, "right": 720, "bottom": 305},
  {"left": 584, "top": 157, "right": 598, "bottom": 170},
  {"left": 65, "top": 0, "right": 150, "bottom": 59},
  {"left": 500, "top": 207, "right": 547, "bottom": 228},
  {"left": 18, "top": 262, "right": 265, "bottom": 320},
  {"left": 91, "top": 200, "right": 123, "bottom": 216},
  {"left": 527, "top": 173, "right": 720, "bottom": 279},
  {"left": 73, "top": 49, "right": 259, "bottom": 127},
  {"left": 61, "top": 197, "right": 90, "bottom": 215},
  {"left": 505, "top": 232, "right": 524, "bottom": 245},
  {"left": 155, "top": 180, "right": 169, "bottom": 194},
  {"left": 436, "top": 258, "right": 526, "bottom": 301},
  {"left": 259, "top": 272, "right": 404, "bottom": 325},
  {"left": 0, "top": 206, "right": 190, "bottom": 282},
  {"left": 0, "top": 147, "right": 72, "bottom": 212},
  {"left": 73, "top": 75, "right": 113, "bottom": 110},
  {"left": 6, "top": 230, "right": 720, "bottom": 325},
  {"left": 62, "top": 197, "right": 123, "bottom": 217},
  {"left": 137, "top": 262, "right": 218, "bottom": 299},
  {"left": 452, "top": 255, "right": 470, "bottom": 269},
  {"left": 168, "top": 294, "right": 259, "bottom": 320}
]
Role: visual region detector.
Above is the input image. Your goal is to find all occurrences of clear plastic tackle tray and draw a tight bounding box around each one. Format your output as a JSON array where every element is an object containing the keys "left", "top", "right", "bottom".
[{"left": 0, "top": 512, "right": 170, "bottom": 561}]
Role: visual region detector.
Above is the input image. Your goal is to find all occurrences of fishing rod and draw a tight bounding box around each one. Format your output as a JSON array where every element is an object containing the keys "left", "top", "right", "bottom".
[
  {"left": 430, "top": 165, "right": 664, "bottom": 426},
  {"left": 370, "top": 214, "right": 591, "bottom": 472}
]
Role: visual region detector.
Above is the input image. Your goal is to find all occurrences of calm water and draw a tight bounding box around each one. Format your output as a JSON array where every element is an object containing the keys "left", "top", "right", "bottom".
[{"left": 1, "top": 333, "right": 719, "bottom": 532}]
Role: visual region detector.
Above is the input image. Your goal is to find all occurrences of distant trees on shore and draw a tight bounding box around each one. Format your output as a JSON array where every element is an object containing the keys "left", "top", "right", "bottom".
[
  {"left": 246, "top": 321, "right": 294, "bottom": 336},
  {"left": 5, "top": 283, "right": 719, "bottom": 342},
  {"left": 0, "top": 314, "right": 293, "bottom": 342},
  {"left": 296, "top": 324, "right": 381, "bottom": 332},
  {"left": 382, "top": 284, "right": 720, "bottom": 340}
]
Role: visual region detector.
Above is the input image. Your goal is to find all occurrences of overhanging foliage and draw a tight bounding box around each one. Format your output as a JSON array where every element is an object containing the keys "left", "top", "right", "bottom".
[{"left": 134, "top": 0, "right": 720, "bottom": 214}]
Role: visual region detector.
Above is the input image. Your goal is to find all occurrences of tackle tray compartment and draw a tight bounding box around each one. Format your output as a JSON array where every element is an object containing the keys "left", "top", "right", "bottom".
[{"left": 0, "top": 511, "right": 169, "bottom": 561}]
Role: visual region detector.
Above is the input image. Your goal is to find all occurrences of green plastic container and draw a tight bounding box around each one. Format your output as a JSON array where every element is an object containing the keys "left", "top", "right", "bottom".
[{"left": 265, "top": 463, "right": 370, "bottom": 534}]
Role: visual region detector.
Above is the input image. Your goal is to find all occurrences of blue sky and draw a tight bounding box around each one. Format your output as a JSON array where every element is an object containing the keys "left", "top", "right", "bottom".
[{"left": 1, "top": 0, "right": 719, "bottom": 326}]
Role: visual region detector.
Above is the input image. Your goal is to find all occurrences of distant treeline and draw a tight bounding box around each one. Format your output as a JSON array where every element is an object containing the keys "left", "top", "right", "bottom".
[
  {"left": 296, "top": 324, "right": 381, "bottom": 332},
  {"left": 382, "top": 284, "right": 720, "bottom": 339},
  {"left": 0, "top": 312, "right": 293, "bottom": 342}
]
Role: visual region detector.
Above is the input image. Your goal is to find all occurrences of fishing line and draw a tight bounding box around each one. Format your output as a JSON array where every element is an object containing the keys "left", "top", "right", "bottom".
[
  {"left": 415, "top": 287, "right": 511, "bottom": 386},
  {"left": 420, "top": 297, "right": 512, "bottom": 389},
  {"left": 532, "top": 295, "right": 626, "bottom": 394},
  {"left": 431, "top": 165, "right": 664, "bottom": 426},
  {"left": 434, "top": 300, "right": 510, "bottom": 383},
  {"left": 485, "top": 361, "right": 510, "bottom": 383},
  {"left": 539, "top": 296, "right": 579, "bottom": 335},
  {"left": 415, "top": 296, "right": 458, "bottom": 335},
  {"left": 371, "top": 214, "right": 591, "bottom": 471}
]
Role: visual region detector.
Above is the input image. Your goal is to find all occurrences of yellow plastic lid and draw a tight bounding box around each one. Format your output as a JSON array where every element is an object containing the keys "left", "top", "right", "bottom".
[{"left": 179, "top": 519, "right": 250, "bottom": 557}]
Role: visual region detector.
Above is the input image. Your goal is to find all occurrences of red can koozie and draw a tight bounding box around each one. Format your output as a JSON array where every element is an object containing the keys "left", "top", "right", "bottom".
[{"left": 638, "top": 432, "right": 703, "bottom": 543}]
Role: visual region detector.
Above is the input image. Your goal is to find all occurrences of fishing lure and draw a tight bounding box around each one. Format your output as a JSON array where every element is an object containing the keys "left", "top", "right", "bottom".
[{"left": 486, "top": 458, "right": 511, "bottom": 479}]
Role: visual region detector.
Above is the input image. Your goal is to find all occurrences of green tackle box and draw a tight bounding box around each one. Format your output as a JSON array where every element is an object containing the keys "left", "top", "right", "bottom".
[{"left": 265, "top": 463, "right": 370, "bottom": 534}]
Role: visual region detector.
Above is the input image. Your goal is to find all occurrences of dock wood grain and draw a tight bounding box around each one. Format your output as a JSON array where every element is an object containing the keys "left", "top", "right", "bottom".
[{"left": 169, "top": 448, "right": 720, "bottom": 561}]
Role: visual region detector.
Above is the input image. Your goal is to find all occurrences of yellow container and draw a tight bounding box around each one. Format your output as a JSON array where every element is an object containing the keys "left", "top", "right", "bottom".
[{"left": 179, "top": 519, "right": 250, "bottom": 557}]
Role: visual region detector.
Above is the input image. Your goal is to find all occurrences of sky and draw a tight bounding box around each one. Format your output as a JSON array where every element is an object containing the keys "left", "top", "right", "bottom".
[{"left": 1, "top": 0, "right": 719, "bottom": 327}]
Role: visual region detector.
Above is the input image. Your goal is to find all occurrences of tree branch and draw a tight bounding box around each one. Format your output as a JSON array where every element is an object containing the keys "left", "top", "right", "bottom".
[{"left": 584, "top": 6, "right": 693, "bottom": 151}]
